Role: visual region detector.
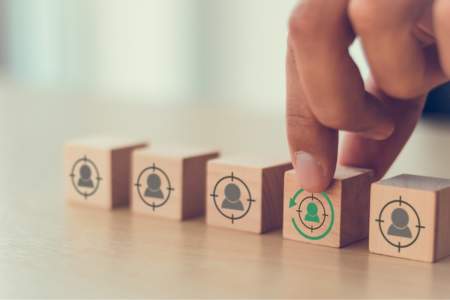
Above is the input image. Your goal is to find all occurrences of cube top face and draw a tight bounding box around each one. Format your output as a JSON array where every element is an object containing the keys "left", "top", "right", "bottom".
[
  {"left": 64, "top": 138, "right": 148, "bottom": 209},
  {"left": 376, "top": 174, "right": 450, "bottom": 191},
  {"left": 334, "top": 166, "right": 372, "bottom": 181},
  {"left": 206, "top": 160, "right": 264, "bottom": 233},
  {"left": 369, "top": 176, "right": 448, "bottom": 262},
  {"left": 134, "top": 146, "right": 218, "bottom": 161},
  {"left": 132, "top": 147, "right": 219, "bottom": 220},
  {"left": 65, "top": 137, "right": 148, "bottom": 151},
  {"left": 209, "top": 155, "right": 291, "bottom": 170},
  {"left": 283, "top": 167, "right": 372, "bottom": 248}
]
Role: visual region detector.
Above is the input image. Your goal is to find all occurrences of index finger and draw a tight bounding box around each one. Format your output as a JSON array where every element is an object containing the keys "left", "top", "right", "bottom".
[
  {"left": 286, "top": 43, "right": 338, "bottom": 192},
  {"left": 289, "top": 0, "right": 394, "bottom": 139}
]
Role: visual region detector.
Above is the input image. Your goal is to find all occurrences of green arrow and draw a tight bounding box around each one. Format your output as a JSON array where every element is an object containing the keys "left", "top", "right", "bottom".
[
  {"left": 290, "top": 191, "right": 335, "bottom": 240},
  {"left": 289, "top": 188, "right": 304, "bottom": 208},
  {"left": 289, "top": 197, "right": 297, "bottom": 208}
]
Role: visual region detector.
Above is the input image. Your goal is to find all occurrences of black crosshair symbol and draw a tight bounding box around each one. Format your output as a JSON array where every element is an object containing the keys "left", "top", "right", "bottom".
[
  {"left": 69, "top": 155, "right": 102, "bottom": 199},
  {"left": 297, "top": 193, "right": 328, "bottom": 233},
  {"left": 210, "top": 172, "right": 255, "bottom": 224},
  {"left": 135, "top": 163, "right": 174, "bottom": 211},
  {"left": 375, "top": 195, "right": 425, "bottom": 252}
]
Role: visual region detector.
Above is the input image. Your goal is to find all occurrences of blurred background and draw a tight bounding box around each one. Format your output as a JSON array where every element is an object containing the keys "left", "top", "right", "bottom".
[
  {"left": 0, "top": 0, "right": 448, "bottom": 110},
  {"left": 0, "top": 0, "right": 373, "bottom": 110},
  {"left": 0, "top": 0, "right": 296, "bottom": 109},
  {"left": 0, "top": 0, "right": 304, "bottom": 201},
  {"left": 0, "top": 0, "right": 448, "bottom": 198}
]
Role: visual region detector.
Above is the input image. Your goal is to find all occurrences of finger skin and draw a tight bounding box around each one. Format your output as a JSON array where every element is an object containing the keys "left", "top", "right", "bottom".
[
  {"left": 349, "top": 0, "right": 436, "bottom": 99},
  {"left": 289, "top": 0, "right": 394, "bottom": 140},
  {"left": 286, "top": 43, "right": 337, "bottom": 192},
  {"left": 339, "top": 79, "right": 425, "bottom": 179},
  {"left": 434, "top": 0, "right": 450, "bottom": 77}
]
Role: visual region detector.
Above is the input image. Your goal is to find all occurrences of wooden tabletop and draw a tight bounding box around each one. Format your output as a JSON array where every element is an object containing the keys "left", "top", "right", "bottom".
[{"left": 1, "top": 86, "right": 450, "bottom": 298}]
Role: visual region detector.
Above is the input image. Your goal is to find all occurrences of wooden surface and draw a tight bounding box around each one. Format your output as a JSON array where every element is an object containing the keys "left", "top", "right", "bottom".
[
  {"left": 261, "top": 162, "right": 293, "bottom": 233},
  {"left": 2, "top": 85, "right": 450, "bottom": 298}
]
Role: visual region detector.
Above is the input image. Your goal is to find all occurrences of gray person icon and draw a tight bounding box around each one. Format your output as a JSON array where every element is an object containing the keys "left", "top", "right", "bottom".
[
  {"left": 388, "top": 207, "right": 413, "bottom": 238},
  {"left": 221, "top": 183, "right": 244, "bottom": 211},
  {"left": 78, "top": 164, "right": 94, "bottom": 188},
  {"left": 144, "top": 173, "right": 164, "bottom": 199}
]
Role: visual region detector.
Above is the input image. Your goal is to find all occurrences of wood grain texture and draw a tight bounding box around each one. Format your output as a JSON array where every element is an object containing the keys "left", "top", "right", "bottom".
[
  {"left": 131, "top": 147, "right": 219, "bottom": 220},
  {"left": 370, "top": 174, "right": 450, "bottom": 262},
  {"left": 261, "top": 163, "right": 293, "bottom": 232},
  {"left": 340, "top": 168, "right": 373, "bottom": 246},
  {"left": 64, "top": 137, "right": 147, "bottom": 209},
  {"left": 435, "top": 187, "right": 450, "bottom": 260},
  {"left": 283, "top": 166, "right": 373, "bottom": 248},
  {"left": 6, "top": 91, "right": 450, "bottom": 298},
  {"left": 206, "top": 157, "right": 291, "bottom": 233},
  {"left": 182, "top": 153, "right": 219, "bottom": 218}
]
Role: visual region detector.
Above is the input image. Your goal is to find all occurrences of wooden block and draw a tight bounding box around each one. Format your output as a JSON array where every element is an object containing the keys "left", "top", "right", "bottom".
[
  {"left": 131, "top": 146, "right": 219, "bottom": 220},
  {"left": 64, "top": 137, "right": 148, "bottom": 209},
  {"left": 369, "top": 174, "right": 450, "bottom": 262},
  {"left": 283, "top": 166, "right": 373, "bottom": 248},
  {"left": 206, "top": 156, "right": 292, "bottom": 233}
]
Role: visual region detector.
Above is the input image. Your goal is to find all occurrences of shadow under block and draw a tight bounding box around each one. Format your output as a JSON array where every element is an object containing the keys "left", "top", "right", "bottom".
[
  {"left": 369, "top": 174, "right": 450, "bottom": 263},
  {"left": 64, "top": 137, "right": 148, "bottom": 209},
  {"left": 206, "top": 157, "right": 292, "bottom": 234},
  {"left": 131, "top": 147, "right": 219, "bottom": 220},
  {"left": 283, "top": 167, "right": 373, "bottom": 248}
]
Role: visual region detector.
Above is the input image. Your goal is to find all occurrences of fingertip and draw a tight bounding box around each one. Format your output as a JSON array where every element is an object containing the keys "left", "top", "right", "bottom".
[{"left": 294, "top": 151, "right": 333, "bottom": 193}]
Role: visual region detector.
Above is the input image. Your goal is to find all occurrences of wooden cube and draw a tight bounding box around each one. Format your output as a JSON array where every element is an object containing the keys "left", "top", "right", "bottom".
[
  {"left": 131, "top": 146, "right": 219, "bottom": 220},
  {"left": 64, "top": 137, "right": 148, "bottom": 209},
  {"left": 206, "top": 156, "right": 292, "bottom": 233},
  {"left": 369, "top": 174, "right": 450, "bottom": 262},
  {"left": 283, "top": 166, "right": 373, "bottom": 248}
]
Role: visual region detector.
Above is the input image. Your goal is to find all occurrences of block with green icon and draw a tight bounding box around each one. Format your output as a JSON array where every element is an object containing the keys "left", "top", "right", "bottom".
[{"left": 283, "top": 166, "right": 373, "bottom": 248}]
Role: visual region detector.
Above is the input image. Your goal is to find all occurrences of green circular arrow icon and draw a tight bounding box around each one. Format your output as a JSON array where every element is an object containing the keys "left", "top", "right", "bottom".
[{"left": 290, "top": 189, "right": 334, "bottom": 240}]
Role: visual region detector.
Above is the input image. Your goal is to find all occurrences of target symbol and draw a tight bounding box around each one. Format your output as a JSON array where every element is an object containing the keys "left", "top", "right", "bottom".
[
  {"left": 134, "top": 163, "right": 174, "bottom": 211},
  {"left": 375, "top": 196, "right": 425, "bottom": 252},
  {"left": 290, "top": 189, "right": 335, "bottom": 240},
  {"left": 69, "top": 155, "right": 102, "bottom": 199},
  {"left": 210, "top": 172, "right": 255, "bottom": 224},
  {"left": 297, "top": 194, "right": 328, "bottom": 233}
]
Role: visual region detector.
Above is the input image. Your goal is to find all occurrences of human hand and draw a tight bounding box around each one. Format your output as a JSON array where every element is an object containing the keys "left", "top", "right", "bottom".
[{"left": 286, "top": 0, "right": 450, "bottom": 192}]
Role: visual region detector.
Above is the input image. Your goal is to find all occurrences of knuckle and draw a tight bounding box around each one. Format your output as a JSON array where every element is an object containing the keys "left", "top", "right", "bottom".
[
  {"left": 379, "top": 79, "right": 425, "bottom": 99},
  {"left": 288, "top": 101, "right": 362, "bottom": 132},
  {"left": 434, "top": 0, "right": 450, "bottom": 24},
  {"left": 286, "top": 112, "right": 325, "bottom": 151},
  {"left": 288, "top": 1, "right": 321, "bottom": 44},
  {"left": 348, "top": 0, "right": 386, "bottom": 33},
  {"left": 314, "top": 105, "right": 360, "bottom": 131},
  {"left": 286, "top": 111, "right": 318, "bottom": 131},
  {"left": 434, "top": 1, "right": 450, "bottom": 76},
  {"left": 443, "top": 61, "right": 450, "bottom": 79},
  {"left": 317, "top": 115, "right": 352, "bottom": 131}
]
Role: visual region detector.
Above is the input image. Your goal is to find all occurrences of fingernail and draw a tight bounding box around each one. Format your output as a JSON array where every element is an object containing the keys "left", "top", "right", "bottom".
[{"left": 295, "top": 151, "right": 325, "bottom": 191}]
